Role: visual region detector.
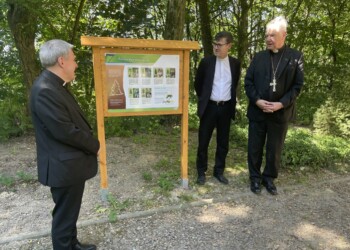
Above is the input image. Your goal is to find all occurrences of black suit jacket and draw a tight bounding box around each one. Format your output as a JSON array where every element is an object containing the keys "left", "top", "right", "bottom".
[
  {"left": 245, "top": 47, "right": 304, "bottom": 123},
  {"left": 30, "top": 70, "right": 100, "bottom": 187},
  {"left": 194, "top": 55, "right": 241, "bottom": 119}
]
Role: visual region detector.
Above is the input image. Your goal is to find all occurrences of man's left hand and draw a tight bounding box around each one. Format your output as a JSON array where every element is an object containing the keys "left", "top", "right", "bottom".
[{"left": 263, "top": 102, "right": 284, "bottom": 113}]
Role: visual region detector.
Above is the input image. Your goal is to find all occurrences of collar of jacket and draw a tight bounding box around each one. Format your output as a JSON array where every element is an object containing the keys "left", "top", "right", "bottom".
[{"left": 41, "top": 69, "right": 66, "bottom": 88}]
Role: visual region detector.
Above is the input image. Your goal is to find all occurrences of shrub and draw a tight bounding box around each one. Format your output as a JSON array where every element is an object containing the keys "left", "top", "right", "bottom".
[
  {"left": 0, "top": 98, "right": 31, "bottom": 141},
  {"left": 313, "top": 97, "right": 350, "bottom": 139},
  {"left": 188, "top": 102, "right": 199, "bottom": 130},
  {"left": 282, "top": 127, "right": 350, "bottom": 170},
  {"left": 296, "top": 90, "right": 325, "bottom": 126},
  {"left": 230, "top": 123, "right": 248, "bottom": 149}
]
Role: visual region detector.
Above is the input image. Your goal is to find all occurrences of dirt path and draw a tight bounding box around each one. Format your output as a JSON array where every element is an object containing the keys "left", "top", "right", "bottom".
[{"left": 0, "top": 135, "right": 349, "bottom": 249}]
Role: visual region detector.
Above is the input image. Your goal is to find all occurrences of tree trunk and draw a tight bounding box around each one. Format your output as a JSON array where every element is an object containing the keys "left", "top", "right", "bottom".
[
  {"left": 163, "top": 0, "right": 186, "bottom": 40},
  {"left": 236, "top": 0, "right": 251, "bottom": 101},
  {"left": 196, "top": 0, "right": 212, "bottom": 57},
  {"left": 237, "top": 0, "right": 250, "bottom": 67},
  {"left": 7, "top": 1, "right": 40, "bottom": 113},
  {"left": 70, "top": 0, "right": 86, "bottom": 44}
]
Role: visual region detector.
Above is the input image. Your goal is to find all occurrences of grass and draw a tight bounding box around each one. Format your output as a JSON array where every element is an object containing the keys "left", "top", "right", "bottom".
[
  {"left": 154, "top": 158, "right": 172, "bottom": 170},
  {"left": 16, "top": 171, "right": 35, "bottom": 183},
  {"left": 142, "top": 171, "right": 153, "bottom": 182},
  {"left": 0, "top": 174, "right": 15, "bottom": 187},
  {"left": 132, "top": 134, "right": 149, "bottom": 144},
  {"left": 178, "top": 193, "right": 195, "bottom": 202},
  {"left": 0, "top": 171, "right": 35, "bottom": 189},
  {"left": 98, "top": 194, "right": 132, "bottom": 222}
]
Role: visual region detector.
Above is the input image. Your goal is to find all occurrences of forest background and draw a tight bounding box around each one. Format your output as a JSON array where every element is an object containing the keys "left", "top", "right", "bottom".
[{"left": 0, "top": 0, "right": 349, "bottom": 175}]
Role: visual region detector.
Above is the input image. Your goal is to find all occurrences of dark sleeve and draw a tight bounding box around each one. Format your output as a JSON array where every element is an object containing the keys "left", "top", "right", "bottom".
[
  {"left": 279, "top": 52, "right": 304, "bottom": 107},
  {"left": 194, "top": 58, "right": 206, "bottom": 97},
  {"left": 34, "top": 88, "right": 99, "bottom": 154},
  {"left": 244, "top": 55, "right": 260, "bottom": 103},
  {"left": 235, "top": 60, "right": 241, "bottom": 91}
]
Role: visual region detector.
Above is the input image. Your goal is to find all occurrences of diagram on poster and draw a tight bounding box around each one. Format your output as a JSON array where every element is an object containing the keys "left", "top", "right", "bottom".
[{"left": 105, "top": 53, "right": 179, "bottom": 112}]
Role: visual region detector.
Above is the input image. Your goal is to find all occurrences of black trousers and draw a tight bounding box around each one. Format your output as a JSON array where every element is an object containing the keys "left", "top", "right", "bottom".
[
  {"left": 248, "top": 120, "right": 288, "bottom": 181},
  {"left": 196, "top": 101, "right": 232, "bottom": 176},
  {"left": 50, "top": 181, "right": 85, "bottom": 250}
]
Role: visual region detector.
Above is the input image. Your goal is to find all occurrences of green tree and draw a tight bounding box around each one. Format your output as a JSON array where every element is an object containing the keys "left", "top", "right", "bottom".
[
  {"left": 196, "top": 0, "right": 213, "bottom": 57},
  {"left": 163, "top": 0, "right": 186, "bottom": 40},
  {"left": 6, "top": 0, "right": 40, "bottom": 111}
]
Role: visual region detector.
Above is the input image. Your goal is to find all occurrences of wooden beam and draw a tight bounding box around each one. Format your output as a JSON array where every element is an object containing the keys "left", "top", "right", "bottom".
[{"left": 81, "top": 36, "right": 200, "bottom": 50}]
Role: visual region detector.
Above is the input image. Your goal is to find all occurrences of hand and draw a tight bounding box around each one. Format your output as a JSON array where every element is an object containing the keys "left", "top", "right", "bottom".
[
  {"left": 267, "top": 102, "right": 284, "bottom": 112},
  {"left": 256, "top": 99, "right": 273, "bottom": 113},
  {"left": 256, "top": 100, "right": 283, "bottom": 113}
]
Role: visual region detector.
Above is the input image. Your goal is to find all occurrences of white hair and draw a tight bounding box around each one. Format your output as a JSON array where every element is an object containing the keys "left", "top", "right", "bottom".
[
  {"left": 266, "top": 16, "right": 288, "bottom": 33},
  {"left": 39, "top": 39, "right": 73, "bottom": 68}
]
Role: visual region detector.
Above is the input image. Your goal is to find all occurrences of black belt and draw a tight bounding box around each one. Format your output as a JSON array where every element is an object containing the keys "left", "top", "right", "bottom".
[{"left": 209, "top": 100, "right": 231, "bottom": 106}]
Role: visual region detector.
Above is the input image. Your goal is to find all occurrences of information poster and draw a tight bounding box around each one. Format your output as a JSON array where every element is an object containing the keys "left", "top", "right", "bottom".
[{"left": 105, "top": 53, "right": 180, "bottom": 112}]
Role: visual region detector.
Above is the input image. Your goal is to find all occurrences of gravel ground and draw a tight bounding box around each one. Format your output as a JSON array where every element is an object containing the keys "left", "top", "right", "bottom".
[{"left": 0, "top": 134, "right": 350, "bottom": 249}]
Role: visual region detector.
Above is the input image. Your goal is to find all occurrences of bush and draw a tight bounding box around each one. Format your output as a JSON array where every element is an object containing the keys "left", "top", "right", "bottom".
[
  {"left": 0, "top": 98, "right": 31, "bottom": 141},
  {"left": 188, "top": 102, "right": 199, "bottom": 130},
  {"left": 313, "top": 97, "right": 350, "bottom": 139},
  {"left": 282, "top": 127, "right": 350, "bottom": 170},
  {"left": 104, "top": 115, "right": 180, "bottom": 138},
  {"left": 296, "top": 90, "right": 325, "bottom": 126},
  {"left": 230, "top": 123, "right": 248, "bottom": 148}
]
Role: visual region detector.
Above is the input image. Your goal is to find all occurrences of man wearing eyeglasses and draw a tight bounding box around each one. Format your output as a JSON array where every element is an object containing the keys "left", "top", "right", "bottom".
[{"left": 194, "top": 31, "right": 241, "bottom": 185}]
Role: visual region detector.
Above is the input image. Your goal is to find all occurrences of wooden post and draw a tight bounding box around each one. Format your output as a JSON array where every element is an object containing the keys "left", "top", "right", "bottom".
[
  {"left": 91, "top": 47, "right": 109, "bottom": 200},
  {"left": 181, "top": 50, "right": 190, "bottom": 189}
]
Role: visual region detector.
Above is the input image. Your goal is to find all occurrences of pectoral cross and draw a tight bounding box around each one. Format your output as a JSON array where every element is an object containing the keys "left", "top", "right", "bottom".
[{"left": 270, "top": 78, "right": 277, "bottom": 92}]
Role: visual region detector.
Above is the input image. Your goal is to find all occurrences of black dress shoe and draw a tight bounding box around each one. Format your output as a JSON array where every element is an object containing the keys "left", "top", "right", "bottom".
[
  {"left": 213, "top": 173, "right": 229, "bottom": 185},
  {"left": 73, "top": 242, "right": 97, "bottom": 250},
  {"left": 262, "top": 179, "right": 277, "bottom": 195},
  {"left": 250, "top": 181, "right": 261, "bottom": 194},
  {"left": 197, "top": 175, "right": 206, "bottom": 185}
]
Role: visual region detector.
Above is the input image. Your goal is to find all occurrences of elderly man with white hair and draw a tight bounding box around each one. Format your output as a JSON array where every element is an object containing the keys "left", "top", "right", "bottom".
[{"left": 244, "top": 16, "right": 304, "bottom": 195}]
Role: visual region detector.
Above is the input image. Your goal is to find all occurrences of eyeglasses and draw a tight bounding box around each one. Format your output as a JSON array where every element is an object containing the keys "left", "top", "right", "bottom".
[{"left": 212, "top": 42, "right": 229, "bottom": 48}]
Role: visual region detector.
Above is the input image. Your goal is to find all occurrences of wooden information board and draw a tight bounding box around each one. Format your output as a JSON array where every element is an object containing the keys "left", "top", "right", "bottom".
[{"left": 81, "top": 36, "right": 199, "bottom": 197}]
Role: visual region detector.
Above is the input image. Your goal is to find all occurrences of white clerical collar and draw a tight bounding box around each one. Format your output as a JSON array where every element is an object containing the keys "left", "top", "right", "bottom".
[
  {"left": 271, "top": 45, "right": 286, "bottom": 54},
  {"left": 217, "top": 56, "right": 228, "bottom": 61}
]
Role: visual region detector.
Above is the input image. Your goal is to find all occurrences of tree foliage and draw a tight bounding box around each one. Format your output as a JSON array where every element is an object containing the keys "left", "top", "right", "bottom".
[{"left": 0, "top": 0, "right": 349, "bottom": 139}]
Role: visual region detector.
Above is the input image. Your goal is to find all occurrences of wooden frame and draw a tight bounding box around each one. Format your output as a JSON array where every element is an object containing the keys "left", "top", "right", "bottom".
[{"left": 81, "top": 36, "right": 199, "bottom": 196}]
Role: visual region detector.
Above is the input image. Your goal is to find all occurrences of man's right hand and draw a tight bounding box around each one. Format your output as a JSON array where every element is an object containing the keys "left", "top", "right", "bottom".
[
  {"left": 255, "top": 99, "right": 273, "bottom": 113},
  {"left": 256, "top": 99, "right": 284, "bottom": 113},
  {"left": 256, "top": 99, "right": 274, "bottom": 113}
]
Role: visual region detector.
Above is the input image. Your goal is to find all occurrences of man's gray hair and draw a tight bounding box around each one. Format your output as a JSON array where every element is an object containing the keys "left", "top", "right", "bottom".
[
  {"left": 39, "top": 39, "right": 73, "bottom": 68},
  {"left": 266, "top": 16, "right": 288, "bottom": 33}
]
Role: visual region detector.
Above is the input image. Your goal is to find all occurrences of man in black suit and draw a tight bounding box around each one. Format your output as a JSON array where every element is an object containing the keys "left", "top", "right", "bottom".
[
  {"left": 245, "top": 16, "right": 304, "bottom": 195},
  {"left": 30, "top": 39, "right": 99, "bottom": 250},
  {"left": 195, "top": 31, "right": 241, "bottom": 185}
]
